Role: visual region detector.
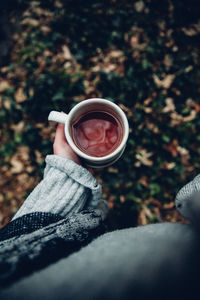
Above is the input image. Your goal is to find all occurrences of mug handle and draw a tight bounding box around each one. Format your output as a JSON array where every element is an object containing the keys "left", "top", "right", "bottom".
[{"left": 48, "top": 111, "right": 68, "bottom": 124}]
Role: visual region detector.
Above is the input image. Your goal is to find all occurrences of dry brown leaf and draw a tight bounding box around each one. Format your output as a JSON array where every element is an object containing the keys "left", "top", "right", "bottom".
[
  {"left": 34, "top": 150, "right": 43, "bottom": 163},
  {"left": 109, "top": 50, "right": 124, "bottom": 58},
  {"left": 119, "top": 104, "right": 134, "bottom": 117},
  {"left": 63, "top": 62, "right": 73, "bottom": 70},
  {"left": 43, "top": 50, "right": 52, "bottom": 57},
  {"left": 194, "top": 102, "right": 200, "bottom": 113},
  {"left": 0, "top": 80, "right": 10, "bottom": 92},
  {"left": 164, "top": 54, "right": 173, "bottom": 70},
  {"left": 26, "top": 166, "right": 35, "bottom": 173},
  {"left": 62, "top": 45, "right": 73, "bottom": 60},
  {"left": 144, "top": 98, "right": 152, "bottom": 106},
  {"left": 162, "top": 97, "right": 175, "bottom": 113},
  {"left": 146, "top": 120, "right": 160, "bottom": 134},
  {"left": 103, "top": 63, "right": 116, "bottom": 73},
  {"left": 10, "top": 121, "right": 25, "bottom": 133},
  {"left": 163, "top": 202, "right": 175, "bottom": 209},
  {"left": 3, "top": 98, "right": 11, "bottom": 109},
  {"left": 138, "top": 204, "right": 152, "bottom": 225},
  {"left": 108, "top": 167, "right": 118, "bottom": 173},
  {"left": 182, "top": 23, "right": 200, "bottom": 36},
  {"left": 21, "top": 18, "right": 40, "bottom": 26},
  {"left": 41, "top": 26, "right": 51, "bottom": 34},
  {"left": 143, "top": 107, "right": 153, "bottom": 113},
  {"left": 183, "top": 110, "right": 196, "bottom": 122},
  {"left": 138, "top": 176, "right": 149, "bottom": 187},
  {"left": 134, "top": 1, "right": 145, "bottom": 12},
  {"left": 17, "top": 173, "right": 29, "bottom": 184},
  {"left": 135, "top": 149, "right": 153, "bottom": 166},
  {"left": 184, "top": 65, "right": 193, "bottom": 73},
  {"left": 163, "top": 139, "right": 179, "bottom": 157},
  {"left": 146, "top": 198, "right": 162, "bottom": 207},
  {"left": 19, "top": 146, "right": 30, "bottom": 160},
  {"left": 170, "top": 111, "right": 183, "bottom": 126},
  {"left": 169, "top": 110, "right": 196, "bottom": 126},
  {"left": 138, "top": 207, "right": 147, "bottom": 225},
  {"left": 120, "top": 195, "right": 125, "bottom": 203},
  {"left": 54, "top": 0, "right": 63, "bottom": 8},
  {"left": 152, "top": 207, "right": 162, "bottom": 220},
  {"left": 10, "top": 156, "right": 24, "bottom": 174},
  {"left": 177, "top": 146, "right": 193, "bottom": 171},
  {"left": 130, "top": 35, "right": 147, "bottom": 51},
  {"left": 91, "top": 65, "right": 101, "bottom": 72},
  {"left": 15, "top": 88, "right": 27, "bottom": 103},
  {"left": 0, "top": 66, "right": 9, "bottom": 73},
  {"left": 153, "top": 74, "right": 175, "bottom": 89},
  {"left": 160, "top": 161, "right": 176, "bottom": 170}
]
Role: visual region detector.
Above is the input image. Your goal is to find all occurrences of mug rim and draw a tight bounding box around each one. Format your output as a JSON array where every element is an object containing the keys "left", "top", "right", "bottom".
[{"left": 64, "top": 98, "right": 129, "bottom": 161}]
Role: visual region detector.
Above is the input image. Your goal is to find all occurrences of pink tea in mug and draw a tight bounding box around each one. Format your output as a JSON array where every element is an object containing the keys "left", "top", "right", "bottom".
[{"left": 71, "top": 111, "right": 123, "bottom": 157}]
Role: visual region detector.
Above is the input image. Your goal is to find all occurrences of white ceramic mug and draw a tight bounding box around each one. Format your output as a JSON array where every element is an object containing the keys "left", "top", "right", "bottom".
[{"left": 48, "top": 98, "right": 129, "bottom": 168}]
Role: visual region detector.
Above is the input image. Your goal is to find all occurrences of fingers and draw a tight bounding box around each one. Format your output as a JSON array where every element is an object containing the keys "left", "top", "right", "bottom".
[
  {"left": 52, "top": 120, "right": 95, "bottom": 171},
  {"left": 54, "top": 123, "right": 68, "bottom": 145}
]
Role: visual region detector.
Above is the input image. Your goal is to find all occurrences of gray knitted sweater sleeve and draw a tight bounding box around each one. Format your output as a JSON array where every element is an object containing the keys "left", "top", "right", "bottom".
[{"left": 12, "top": 155, "right": 104, "bottom": 220}]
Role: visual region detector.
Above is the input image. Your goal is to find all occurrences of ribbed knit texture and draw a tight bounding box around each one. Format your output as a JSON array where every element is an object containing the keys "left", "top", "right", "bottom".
[
  {"left": 12, "top": 155, "right": 103, "bottom": 220},
  {"left": 0, "top": 212, "right": 63, "bottom": 242},
  {"left": 175, "top": 174, "right": 200, "bottom": 205},
  {"left": 175, "top": 173, "right": 200, "bottom": 225}
]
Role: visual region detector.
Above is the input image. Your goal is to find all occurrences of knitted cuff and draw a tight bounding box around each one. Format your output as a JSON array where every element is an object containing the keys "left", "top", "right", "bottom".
[
  {"left": 12, "top": 155, "right": 102, "bottom": 220},
  {"left": 0, "top": 212, "right": 63, "bottom": 242}
]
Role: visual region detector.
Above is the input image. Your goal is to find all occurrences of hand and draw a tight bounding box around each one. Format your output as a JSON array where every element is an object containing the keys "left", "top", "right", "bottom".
[{"left": 53, "top": 122, "right": 81, "bottom": 165}]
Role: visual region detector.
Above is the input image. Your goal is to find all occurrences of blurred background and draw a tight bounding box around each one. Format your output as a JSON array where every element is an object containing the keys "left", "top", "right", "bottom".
[{"left": 0, "top": 0, "right": 200, "bottom": 229}]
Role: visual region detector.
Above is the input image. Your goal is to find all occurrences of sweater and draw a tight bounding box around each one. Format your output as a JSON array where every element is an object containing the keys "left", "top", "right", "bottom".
[
  {"left": 1, "top": 157, "right": 200, "bottom": 300},
  {"left": 0, "top": 155, "right": 109, "bottom": 287},
  {"left": 1, "top": 223, "right": 200, "bottom": 300},
  {"left": 12, "top": 155, "right": 106, "bottom": 220}
]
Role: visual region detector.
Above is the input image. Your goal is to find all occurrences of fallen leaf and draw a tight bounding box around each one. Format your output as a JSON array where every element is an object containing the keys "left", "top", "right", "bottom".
[
  {"left": 138, "top": 176, "right": 149, "bottom": 187},
  {"left": 119, "top": 104, "right": 134, "bottom": 116},
  {"left": 143, "top": 107, "right": 153, "bottom": 113},
  {"left": 153, "top": 74, "right": 175, "bottom": 89},
  {"left": 138, "top": 204, "right": 152, "bottom": 225},
  {"left": 162, "top": 97, "right": 175, "bottom": 113},
  {"left": 120, "top": 195, "right": 125, "bottom": 203},
  {"left": 144, "top": 98, "right": 152, "bottom": 106},
  {"left": 163, "top": 139, "right": 179, "bottom": 157},
  {"left": 170, "top": 111, "right": 183, "bottom": 126},
  {"left": 0, "top": 80, "right": 10, "bottom": 92},
  {"left": 21, "top": 18, "right": 40, "bottom": 26},
  {"left": 163, "top": 202, "right": 175, "bottom": 209},
  {"left": 146, "top": 120, "right": 160, "bottom": 134},
  {"left": 34, "top": 150, "right": 43, "bottom": 163},
  {"left": 41, "top": 26, "right": 51, "bottom": 34},
  {"left": 103, "top": 63, "right": 116, "bottom": 73},
  {"left": 134, "top": 1, "right": 145, "bottom": 12},
  {"left": 10, "top": 121, "right": 25, "bottom": 133},
  {"left": 182, "top": 22, "right": 200, "bottom": 36},
  {"left": 177, "top": 146, "right": 193, "bottom": 171},
  {"left": 15, "top": 88, "right": 27, "bottom": 103},
  {"left": 109, "top": 50, "right": 124, "bottom": 58},
  {"left": 10, "top": 156, "right": 24, "bottom": 174},
  {"left": 135, "top": 149, "right": 153, "bottom": 166},
  {"left": 62, "top": 45, "right": 73, "bottom": 60},
  {"left": 160, "top": 161, "right": 176, "bottom": 170},
  {"left": 183, "top": 110, "right": 196, "bottom": 122},
  {"left": 108, "top": 167, "right": 118, "bottom": 173},
  {"left": 3, "top": 98, "right": 11, "bottom": 109},
  {"left": 184, "top": 65, "right": 193, "bottom": 73}
]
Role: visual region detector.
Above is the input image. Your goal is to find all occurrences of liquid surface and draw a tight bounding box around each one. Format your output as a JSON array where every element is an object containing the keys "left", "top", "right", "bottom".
[{"left": 72, "top": 111, "right": 122, "bottom": 157}]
